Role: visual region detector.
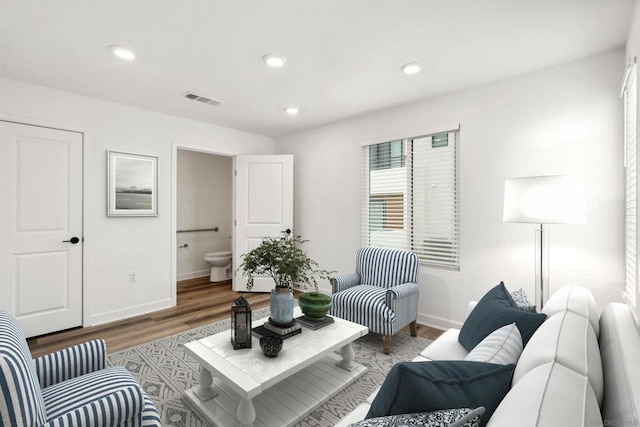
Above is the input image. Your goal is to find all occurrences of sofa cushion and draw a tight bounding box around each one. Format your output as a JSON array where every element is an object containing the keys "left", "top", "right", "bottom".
[
  {"left": 458, "top": 283, "right": 546, "bottom": 352},
  {"left": 486, "top": 362, "right": 602, "bottom": 426},
  {"left": 599, "top": 303, "right": 640, "bottom": 426},
  {"left": 366, "top": 361, "right": 515, "bottom": 427},
  {"left": 542, "top": 284, "right": 599, "bottom": 337},
  {"left": 465, "top": 323, "right": 523, "bottom": 365},
  {"left": 352, "top": 407, "right": 485, "bottom": 427},
  {"left": 331, "top": 285, "right": 397, "bottom": 336},
  {"left": 513, "top": 310, "right": 603, "bottom": 406}
]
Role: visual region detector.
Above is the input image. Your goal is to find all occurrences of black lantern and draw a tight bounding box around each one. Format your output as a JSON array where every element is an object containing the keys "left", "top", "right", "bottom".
[{"left": 231, "top": 296, "right": 252, "bottom": 349}]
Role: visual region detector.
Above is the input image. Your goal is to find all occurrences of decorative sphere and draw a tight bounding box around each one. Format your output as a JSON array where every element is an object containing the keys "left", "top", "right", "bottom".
[{"left": 260, "top": 336, "right": 283, "bottom": 357}]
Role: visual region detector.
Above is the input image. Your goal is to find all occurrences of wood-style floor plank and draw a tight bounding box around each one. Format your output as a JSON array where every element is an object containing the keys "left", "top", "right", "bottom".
[{"left": 27, "top": 277, "right": 443, "bottom": 358}]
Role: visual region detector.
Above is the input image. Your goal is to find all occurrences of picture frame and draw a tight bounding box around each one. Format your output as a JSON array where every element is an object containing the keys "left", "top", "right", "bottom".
[{"left": 107, "top": 150, "right": 158, "bottom": 217}]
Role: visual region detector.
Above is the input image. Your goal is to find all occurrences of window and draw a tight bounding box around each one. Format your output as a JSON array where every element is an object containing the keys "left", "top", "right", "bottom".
[
  {"left": 362, "top": 129, "right": 459, "bottom": 270},
  {"left": 624, "top": 58, "right": 637, "bottom": 310},
  {"left": 370, "top": 140, "right": 405, "bottom": 170},
  {"left": 370, "top": 194, "right": 404, "bottom": 230}
]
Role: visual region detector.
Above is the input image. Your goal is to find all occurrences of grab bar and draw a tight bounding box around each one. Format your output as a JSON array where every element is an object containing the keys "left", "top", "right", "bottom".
[{"left": 177, "top": 227, "right": 219, "bottom": 233}]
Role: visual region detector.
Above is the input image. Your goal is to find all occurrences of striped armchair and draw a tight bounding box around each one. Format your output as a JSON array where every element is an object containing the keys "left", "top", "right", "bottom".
[
  {"left": 0, "top": 310, "right": 161, "bottom": 426},
  {"left": 330, "top": 246, "right": 420, "bottom": 354}
]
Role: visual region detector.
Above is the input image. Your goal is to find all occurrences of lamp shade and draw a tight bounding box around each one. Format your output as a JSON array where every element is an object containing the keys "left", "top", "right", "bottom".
[{"left": 503, "top": 175, "right": 587, "bottom": 224}]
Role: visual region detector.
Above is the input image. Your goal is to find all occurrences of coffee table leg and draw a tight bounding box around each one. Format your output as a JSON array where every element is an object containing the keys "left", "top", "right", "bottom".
[
  {"left": 237, "top": 397, "right": 256, "bottom": 427},
  {"left": 337, "top": 342, "right": 356, "bottom": 371},
  {"left": 194, "top": 366, "right": 218, "bottom": 401}
]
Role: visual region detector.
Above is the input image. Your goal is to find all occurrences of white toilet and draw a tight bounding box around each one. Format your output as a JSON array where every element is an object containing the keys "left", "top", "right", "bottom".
[{"left": 204, "top": 250, "right": 232, "bottom": 282}]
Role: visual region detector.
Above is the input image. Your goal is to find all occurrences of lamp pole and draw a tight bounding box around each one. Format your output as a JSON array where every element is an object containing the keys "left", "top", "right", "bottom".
[{"left": 535, "top": 223, "right": 549, "bottom": 310}]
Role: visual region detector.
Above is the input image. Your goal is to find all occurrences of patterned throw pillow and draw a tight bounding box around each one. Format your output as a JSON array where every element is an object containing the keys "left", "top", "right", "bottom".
[
  {"left": 350, "top": 407, "right": 485, "bottom": 427},
  {"left": 510, "top": 288, "right": 537, "bottom": 312},
  {"left": 464, "top": 322, "right": 523, "bottom": 365}
]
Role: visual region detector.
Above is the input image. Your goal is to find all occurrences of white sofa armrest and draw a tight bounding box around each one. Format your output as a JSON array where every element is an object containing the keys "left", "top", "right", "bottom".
[
  {"left": 419, "top": 329, "right": 469, "bottom": 361},
  {"left": 467, "top": 301, "right": 477, "bottom": 317}
]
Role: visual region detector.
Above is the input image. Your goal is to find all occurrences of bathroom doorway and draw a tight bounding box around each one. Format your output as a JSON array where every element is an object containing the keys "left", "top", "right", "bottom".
[{"left": 176, "top": 149, "right": 233, "bottom": 284}]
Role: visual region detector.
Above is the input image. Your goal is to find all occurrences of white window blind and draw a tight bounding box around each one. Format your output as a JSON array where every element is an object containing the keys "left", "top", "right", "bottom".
[
  {"left": 624, "top": 60, "right": 637, "bottom": 309},
  {"left": 362, "top": 130, "right": 459, "bottom": 270}
]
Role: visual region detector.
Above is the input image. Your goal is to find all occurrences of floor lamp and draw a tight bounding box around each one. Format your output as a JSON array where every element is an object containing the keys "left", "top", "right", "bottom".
[{"left": 503, "top": 175, "right": 586, "bottom": 309}]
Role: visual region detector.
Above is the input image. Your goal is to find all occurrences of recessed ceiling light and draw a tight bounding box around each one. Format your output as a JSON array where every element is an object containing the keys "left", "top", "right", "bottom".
[
  {"left": 284, "top": 107, "right": 299, "bottom": 115},
  {"left": 401, "top": 62, "right": 422, "bottom": 75},
  {"left": 110, "top": 45, "right": 137, "bottom": 61},
  {"left": 263, "top": 53, "right": 286, "bottom": 68}
]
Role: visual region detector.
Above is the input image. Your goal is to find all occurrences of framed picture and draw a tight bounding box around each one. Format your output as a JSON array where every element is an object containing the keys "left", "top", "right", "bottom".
[{"left": 107, "top": 150, "right": 158, "bottom": 217}]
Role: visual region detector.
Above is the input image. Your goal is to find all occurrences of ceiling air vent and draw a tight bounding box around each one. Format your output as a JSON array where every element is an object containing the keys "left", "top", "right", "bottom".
[{"left": 182, "top": 91, "right": 222, "bottom": 106}]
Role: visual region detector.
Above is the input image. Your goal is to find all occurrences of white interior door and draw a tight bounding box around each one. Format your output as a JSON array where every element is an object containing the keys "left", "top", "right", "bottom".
[
  {"left": 234, "top": 155, "right": 293, "bottom": 292},
  {"left": 0, "top": 121, "right": 83, "bottom": 337}
]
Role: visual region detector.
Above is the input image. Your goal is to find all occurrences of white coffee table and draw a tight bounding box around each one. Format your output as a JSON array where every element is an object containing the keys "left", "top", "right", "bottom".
[{"left": 183, "top": 307, "right": 369, "bottom": 427}]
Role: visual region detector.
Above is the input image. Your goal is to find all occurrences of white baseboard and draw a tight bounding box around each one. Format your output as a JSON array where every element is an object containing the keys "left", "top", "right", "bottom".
[
  {"left": 177, "top": 270, "right": 210, "bottom": 281},
  {"left": 88, "top": 298, "right": 174, "bottom": 327},
  {"left": 417, "top": 312, "right": 463, "bottom": 331}
]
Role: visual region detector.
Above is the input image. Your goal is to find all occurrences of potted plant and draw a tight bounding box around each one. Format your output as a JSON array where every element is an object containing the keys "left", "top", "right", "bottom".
[{"left": 238, "top": 235, "right": 333, "bottom": 324}]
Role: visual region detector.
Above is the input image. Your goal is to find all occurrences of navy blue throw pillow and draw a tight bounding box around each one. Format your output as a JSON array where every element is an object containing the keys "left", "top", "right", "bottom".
[
  {"left": 366, "top": 361, "right": 515, "bottom": 427},
  {"left": 458, "top": 282, "right": 546, "bottom": 352}
]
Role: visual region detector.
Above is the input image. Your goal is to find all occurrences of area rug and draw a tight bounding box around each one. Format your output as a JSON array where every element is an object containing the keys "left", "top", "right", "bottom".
[{"left": 107, "top": 307, "right": 432, "bottom": 427}]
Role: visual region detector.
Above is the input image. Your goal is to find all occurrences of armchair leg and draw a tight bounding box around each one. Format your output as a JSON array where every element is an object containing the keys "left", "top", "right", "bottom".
[
  {"left": 410, "top": 320, "right": 417, "bottom": 337},
  {"left": 382, "top": 335, "right": 391, "bottom": 354}
]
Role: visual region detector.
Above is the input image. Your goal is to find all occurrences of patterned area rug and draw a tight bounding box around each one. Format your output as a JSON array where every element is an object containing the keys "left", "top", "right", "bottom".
[{"left": 107, "top": 307, "right": 432, "bottom": 427}]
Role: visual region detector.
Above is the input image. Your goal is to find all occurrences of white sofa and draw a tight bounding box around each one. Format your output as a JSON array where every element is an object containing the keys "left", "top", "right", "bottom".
[{"left": 336, "top": 284, "right": 640, "bottom": 426}]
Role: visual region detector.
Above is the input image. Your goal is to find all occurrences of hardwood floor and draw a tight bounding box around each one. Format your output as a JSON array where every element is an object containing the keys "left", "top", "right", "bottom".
[{"left": 27, "top": 277, "right": 443, "bottom": 358}]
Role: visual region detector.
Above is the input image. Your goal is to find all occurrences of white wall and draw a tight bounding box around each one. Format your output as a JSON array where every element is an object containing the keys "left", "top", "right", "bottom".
[
  {"left": 275, "top": 49, "right": 626, "bottom": 329},
  {"left": 0, "top": 78, "right": 274, "bottom": 326},
  {"left": 176, "top": 150, "right": 233, "bottom": 280}
]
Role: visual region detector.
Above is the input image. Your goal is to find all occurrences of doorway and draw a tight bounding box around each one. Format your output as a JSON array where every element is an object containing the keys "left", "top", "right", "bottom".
[
  {"left": 170, "top": 143, "right": 294, "bottom": 304},
  {"left": 175, "top": 149, "right": 233, "bottom": 283}
]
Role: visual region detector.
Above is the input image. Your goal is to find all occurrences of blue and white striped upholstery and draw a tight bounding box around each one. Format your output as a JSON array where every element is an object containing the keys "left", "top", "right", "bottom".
[
  {"left": 141, "top": 394, "right": 162, "bottom": 427},
  {"left": 331, "top": 272, "right": 361, "bottom": 293},
  {"left": 34, "top": 339, "right": 107, "bottom": 388},
  {"left": 332, "top": 286, "right": 397, "bottom": 335},
  {"left": 0, "top": 310, "right": 161, "bottom": 427},
  {"left": 43, "top": 367, "right": 144, "bottom": 426},
  {"left": 330, "top": 247, "right": 420, "bottom": 349},
  {"left": 356, "top": 246, "right": 419, "bottom": 289},
  {"left": 0, "top": 310, "right": 47, "bottom": 426}
]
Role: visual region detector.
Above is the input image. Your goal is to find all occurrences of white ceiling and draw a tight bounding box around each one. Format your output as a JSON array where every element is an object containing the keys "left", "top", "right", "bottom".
[{"left": 0, "top": 1, "right": 635, "bottom": 137}]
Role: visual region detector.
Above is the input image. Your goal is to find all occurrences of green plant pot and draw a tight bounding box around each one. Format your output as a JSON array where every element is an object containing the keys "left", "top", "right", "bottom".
[{"left": 298, "top": 292, "right": 332, "bottom": 322}]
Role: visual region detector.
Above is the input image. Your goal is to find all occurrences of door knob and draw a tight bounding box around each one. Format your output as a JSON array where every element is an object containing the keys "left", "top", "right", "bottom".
[
  {"left": 63, "top": 237, "right": 80, "bottom": 244},
  {"left": 282, "top": 229, "right": 292, "bottom": 235}
]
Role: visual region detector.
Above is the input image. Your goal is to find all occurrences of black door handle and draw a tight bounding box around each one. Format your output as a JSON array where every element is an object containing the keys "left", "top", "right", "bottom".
[
  {"left": 282, "top": 229, "right": 291, "bottom": 235},
  {"left": 63, "top": 237, "right": 80, "bottom": 244}
]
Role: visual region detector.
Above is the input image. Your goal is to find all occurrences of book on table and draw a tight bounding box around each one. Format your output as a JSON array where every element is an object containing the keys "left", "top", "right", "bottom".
[
  {"left": 296, "top": 315, "right": 335, "bottom": 330},
  {"left": 252, "top": 319, "right": 302, "bottom": 340}
]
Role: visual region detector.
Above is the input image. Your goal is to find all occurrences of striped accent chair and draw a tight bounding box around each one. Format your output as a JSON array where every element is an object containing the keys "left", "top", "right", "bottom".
[
  {"left": 0, "top": 310, "right": 161, "bottom": 426},
  {"left": 330, "top": 246, "right": 420, "bottom": 354}
]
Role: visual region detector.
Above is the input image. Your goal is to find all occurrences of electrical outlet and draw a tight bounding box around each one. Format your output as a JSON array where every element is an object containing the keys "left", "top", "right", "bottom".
[{"left": 129, "top": 271, "right": 137, "bottom": 283}]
